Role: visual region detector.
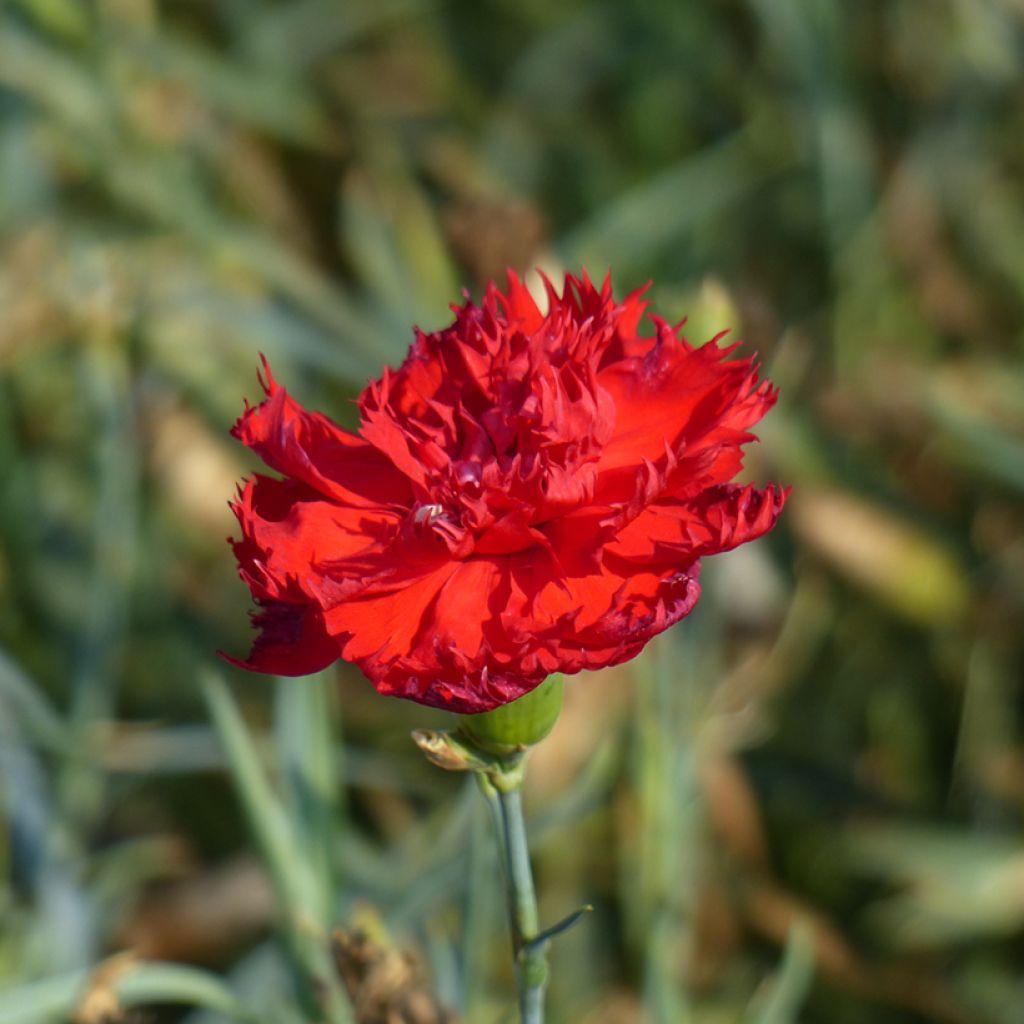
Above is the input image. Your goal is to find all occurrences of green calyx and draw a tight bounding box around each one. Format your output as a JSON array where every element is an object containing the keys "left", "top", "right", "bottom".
[{"left": 458, "top": 675, "right": 564, "bottom": 756}]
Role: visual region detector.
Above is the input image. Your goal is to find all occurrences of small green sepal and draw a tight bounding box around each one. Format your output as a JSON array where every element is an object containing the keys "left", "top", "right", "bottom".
[{"left": 458, "top": 674, "right": 564, "bottom": 756}]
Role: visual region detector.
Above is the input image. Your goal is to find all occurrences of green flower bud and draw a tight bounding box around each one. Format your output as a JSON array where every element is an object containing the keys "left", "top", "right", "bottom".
[{"left": 458, "top": 675, "right": 564, "bottom": 756}]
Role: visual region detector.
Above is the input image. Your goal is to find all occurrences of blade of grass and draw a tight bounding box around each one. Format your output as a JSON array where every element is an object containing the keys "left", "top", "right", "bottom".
[
  {"left": 240, "top": 0, "right": 427, "bottom": 71},
  {"left": 461, "top": 789, "right": 502, "bottom": 1020},
  {"left": 745, "top": 921, "right": 815, "bottom": 1024},
  {"left": 201, "top": 669, "right": 354, "bottom": 1024},
  {"left": 559, "top": 128, "right": 775, "bottom": 274},
  {"left": 0, "top": 961, "right": 262, "bottom": 1024},
  {"left": 274, "top": 671, "right": 343, "bottom": 920},
  {"left": 0, "top": 649, "right": 66, "bottom": 753},
  {"left": 185, "top": 941, "right": 307, "bottom": 1024},
  {"left": 59, "top": 339, "right": 138, "bottom": 832}
]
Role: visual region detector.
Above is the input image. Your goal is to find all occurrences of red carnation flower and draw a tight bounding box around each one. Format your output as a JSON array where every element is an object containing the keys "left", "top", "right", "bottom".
[{"left": 225, "top": 272, "right": 786, "bottom": 713}]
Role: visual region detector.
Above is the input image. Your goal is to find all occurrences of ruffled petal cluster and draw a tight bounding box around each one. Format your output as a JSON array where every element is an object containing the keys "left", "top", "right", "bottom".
[{"left": 225, "top": 271, "right": 786, "bottom": 712}]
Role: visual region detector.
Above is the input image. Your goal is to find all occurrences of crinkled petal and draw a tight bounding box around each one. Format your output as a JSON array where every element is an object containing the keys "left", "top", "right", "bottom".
[
  {"left": 220, "top": 600, "right": 339, "bottom": 676},
  {"left": 606, "top": 483, "right": 789, "bottom": 571},
  {"left": 233, "top": 360, "right": 412, "bottom": 509},
  {"left": 325, "top": 563, "right": 459, "bottom": 673},
  {"left": 231, "top": 474, "right": 400, "bottom": 604},
  {"left": 596, "top": 328, "right": 777, "bottom": 500},
  {"left": 684, "top": 482, "right": 789, "bottom": 556}
]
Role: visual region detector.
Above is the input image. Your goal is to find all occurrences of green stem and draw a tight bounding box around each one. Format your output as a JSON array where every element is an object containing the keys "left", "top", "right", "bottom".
[
  {"left": 444, "top": 677, "right": 566, "bottom": 1022},
  {"left": 476, "top": 773, "right": 516, "bottom": 951},
  {"left": 496, "top": 783, "right": 548, "bottom": 1024}
]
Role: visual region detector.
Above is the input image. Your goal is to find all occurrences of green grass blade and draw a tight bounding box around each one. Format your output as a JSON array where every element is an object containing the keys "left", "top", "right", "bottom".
[
  {"left": 0, "top": 649, "right": 65, "bottom": 752},
  {"left": 0, "top": 961, "right": 260, "bottom": 1024},
  {"left": 201, "top": 670, "right": 354, "bottom": 1024},
  {"left": 274, "top": 672, "right": 343, "bottom": 919},
  {"left": 745, "top": 921, "right": 816, "bottom": 1024}
]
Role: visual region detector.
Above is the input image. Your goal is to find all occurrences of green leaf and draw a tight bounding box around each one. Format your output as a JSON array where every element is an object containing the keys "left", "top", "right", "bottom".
[
  {"left": 0, "top": 649, "right": 65, "bottom": 752},
  {"left": 201, "top": 670, "right": 354, "bottom": 1024},
  {"left": 746, "top": 920, "right": 816, "bottom": 1024},
  {"left": 0, "top": 961, "right": 259, "bottom": 1024},
  {"left": 559, "top": 129, "right": 773, "bottom": 274},
  {"left": 274, "top": 672, "right": 343, "bottom": 918}
]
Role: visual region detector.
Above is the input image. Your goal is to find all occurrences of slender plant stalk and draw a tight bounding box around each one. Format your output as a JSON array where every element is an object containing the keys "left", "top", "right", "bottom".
[
  {"left": 476, "top": 774, "right": 514, "bottom": 923},
  {"left": 474, "top": 767, "right": 548, "bottom": 1023},
  {"left": 496, "top": 780, "right": 548, "bottom": 1023},
  {"left": 421, "top": 677, "right": 565, "bottom": 1022}
]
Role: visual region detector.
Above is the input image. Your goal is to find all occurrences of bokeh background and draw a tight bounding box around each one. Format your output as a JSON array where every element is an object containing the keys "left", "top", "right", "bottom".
[{"left": 2, "top": 1, "right": 1023, "bottom": 1022}]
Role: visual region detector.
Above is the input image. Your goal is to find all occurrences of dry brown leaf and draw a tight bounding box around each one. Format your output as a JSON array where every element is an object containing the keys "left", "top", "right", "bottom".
[
  {"left": 788, "top": 487, "right": 970, "bottom": 625},
  {"left": 148, "top": 402, "right": 245, "bottom": 533},
  {"left": 444, "top": 195, "right": 547, "bottom": 288},
  {"left": 579, "top": 990, "right": 647, "bottom": 1024},
  {"left": 742, "top": 878, "right": 975, "bottom": 1024},
  {"left": 332, "top": 929, "right": 459, "bottom": 1024},
  {"left": 700, "top": 753, "right": 772, "bottom": 873},
  {"left": 527, "top": 663, "right": 633, "bottom": 803},
  {"left": 116, "top": 858, "right": 274, "bottom": 963},
  {"left": 73, "top": 952, "right": 138, "bottom": 1024}
]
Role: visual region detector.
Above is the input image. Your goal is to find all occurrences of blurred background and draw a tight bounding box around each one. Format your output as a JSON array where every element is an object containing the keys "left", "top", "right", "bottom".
[{"left": 1, "top": 1, "right": 1023, "bottom": 1022}]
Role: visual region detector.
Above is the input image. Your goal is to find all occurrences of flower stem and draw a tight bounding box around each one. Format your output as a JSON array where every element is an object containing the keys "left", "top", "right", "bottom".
[
  {"left": 475, "top": 766, "right": 548, "bottom": 1023},
  {"left": 424, "top": 677, "right": 566, "bottom": 1022},
  {"left": 497, "top": 780, "right": 548, "bottom": 1024}
]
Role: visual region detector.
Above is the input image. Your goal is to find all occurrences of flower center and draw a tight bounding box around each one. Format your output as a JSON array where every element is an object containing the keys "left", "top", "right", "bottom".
[{"left": 413, "top": 503, "right": 446, "bottom": 525}]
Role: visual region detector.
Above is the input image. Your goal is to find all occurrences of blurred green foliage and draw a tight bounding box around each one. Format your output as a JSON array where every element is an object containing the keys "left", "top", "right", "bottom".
[{"left": 1, "top": 0, "right": 1023, "bottom": 1022}]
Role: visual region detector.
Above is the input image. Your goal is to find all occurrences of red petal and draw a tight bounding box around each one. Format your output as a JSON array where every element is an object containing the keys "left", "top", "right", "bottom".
[
  {"left": 684, "top": 483, "right": 789, "bottom": 555},
  {"left": 500, "top": 547, "right": 701, "bottom": 673},
  {"left": 499, "top": 270, "right": 545, "bottom": 333},
  {"left": 596, "top": 330, "right": 777, "bottom": 500},
  {"left": 564, "top": 564, "right": 701, "bottom": 659},
  {"left": 607, "top": 484, "right": 788, "bottom": 570},
  {"left": 426, "top": 558, "right": 504, "bottom": 661},
  {"left": 231, "top": 475, "right": 400, "bottom": 604},
  {"left": 325, "top": 562, "right": 459, "bottom": 667},
  {"left": 233, "top": 370, "right": 412, "bottom": 509},
  {"left": 220, "top": 600, "right": 339, "bottom": 676}
]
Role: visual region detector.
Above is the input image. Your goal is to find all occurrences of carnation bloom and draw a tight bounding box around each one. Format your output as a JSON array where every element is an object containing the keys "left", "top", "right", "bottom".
[{"left": 225, "top": 272, "right": 786, "bottom": 713}]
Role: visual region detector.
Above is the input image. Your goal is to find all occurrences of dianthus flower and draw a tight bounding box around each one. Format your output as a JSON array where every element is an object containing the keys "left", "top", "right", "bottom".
[{"left": 225, "top": 271, "right": 785, "bottom": 713}]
